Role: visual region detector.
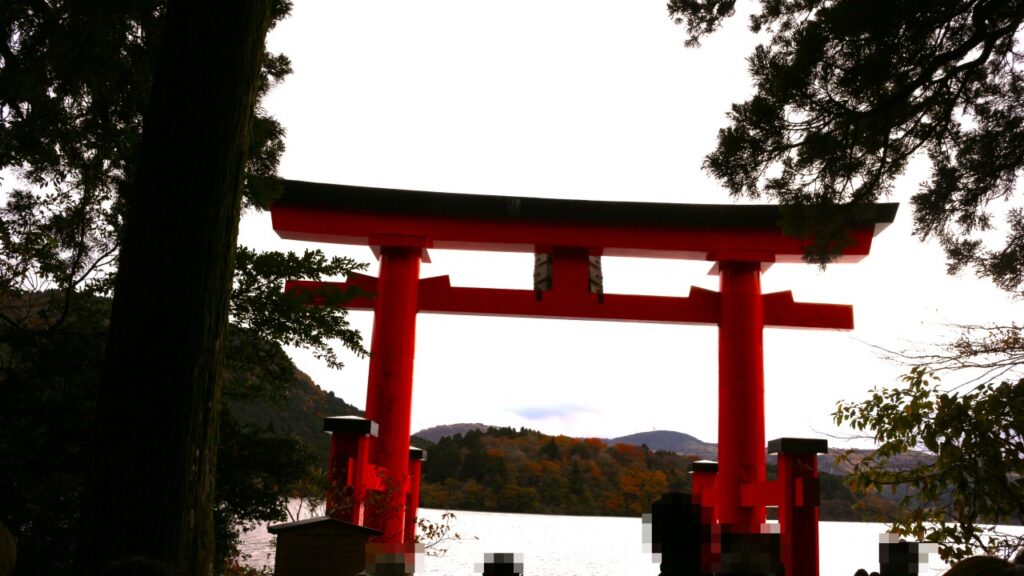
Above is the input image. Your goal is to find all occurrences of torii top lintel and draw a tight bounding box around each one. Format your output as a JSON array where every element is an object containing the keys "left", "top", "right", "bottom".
[{"left": 271, "top": 179, "right": 898, "bottom": 263}]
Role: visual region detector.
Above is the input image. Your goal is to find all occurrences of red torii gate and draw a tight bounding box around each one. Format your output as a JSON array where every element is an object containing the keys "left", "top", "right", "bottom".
[{"left": 271, "top": 178, "right": 896, "bottom": 573}]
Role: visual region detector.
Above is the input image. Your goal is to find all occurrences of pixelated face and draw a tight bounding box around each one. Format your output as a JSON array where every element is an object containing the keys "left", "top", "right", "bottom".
[
  {"left": 643, "top": 494, "right": 791, "bottom": 576},
  {"left": 364, "top": 542, "right": 425, "bottom": 575},
  {"left": 877, "top": 534, "right": 937, "bottom": 574},
  {"left": 642, "top": 493, "right": 705, "bottom": 559},
  {"left": 475, "top": 552, "right": 524, "bottom": 575}
]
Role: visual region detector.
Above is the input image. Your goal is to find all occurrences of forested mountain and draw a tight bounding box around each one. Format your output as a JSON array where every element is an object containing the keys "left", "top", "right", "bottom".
[
  {"left": 414, "top": 423, "right": 493, "bottom": 443},
  {"left": 224, "top": 363, "right": 361, "bottom": 459},
  {"left": 419, "top": 427, "right": 683, "bottom": 516},
  {"left": 414, "top": 425, "right": 935, "bottom": 478},
  {"left": 413, "top": 427, "right": 897, "bottom": 521},
  {"left": 609, "top": 430, "right": 717, "bottom": 459},
  {"left": 607, "top": 431, "right": 935, "bottom": 477},
  {"left": 218, "top": 372, "right": 920, "bottom": 524}
]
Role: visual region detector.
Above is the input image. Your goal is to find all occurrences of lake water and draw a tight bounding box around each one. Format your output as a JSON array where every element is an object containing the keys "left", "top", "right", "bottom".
[{"left": 240, "top": 508, "right": 1020, "bottom": 575}]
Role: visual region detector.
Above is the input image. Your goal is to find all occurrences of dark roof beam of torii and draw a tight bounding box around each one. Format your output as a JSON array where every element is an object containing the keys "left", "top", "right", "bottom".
[
  {"left": 272, "top": 179, "right": 898, "bottom": 264},
  {"left": 271, "top": 178, "right": 898, "bottom": 331}
]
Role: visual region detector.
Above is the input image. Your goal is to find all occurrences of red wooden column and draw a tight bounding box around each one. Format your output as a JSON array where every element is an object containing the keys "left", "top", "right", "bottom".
[
  {"left": 690, "top": 460, "right": 720, "bottom": 574},
  {"left": 404, "top": 447, "right": 427, "bottom": 543},
  {"left": 689, "top": 460, "right": 718, "bottom": 508},
  {"left": 364, "top": 244, "right": 422, "bottom": 542},
  {"left": 770, "top": 437, "right": 827, "bottom": 576},
  {"left": 324, "top": 416, "right": 378, "bottom": 524},
  {"left": 716, "top": 260, "right": 766, "bottom": 533}
]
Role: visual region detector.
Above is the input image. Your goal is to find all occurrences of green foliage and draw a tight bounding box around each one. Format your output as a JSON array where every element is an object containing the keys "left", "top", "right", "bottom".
[
  {"left": 214, "top": 416, "right": 317, "bottom": 574},
  {"left": 223, "top": 324, "right": 299, "bottom": 405},
  {"left": 833, "top": 367, "right": 1024, "bottom": 560},
  {"left": 0, "top": 294, "right": 326, "bottom": 575},
  {"left": 230, "top": 247, "right": 368, "bottom": 369},
  {"left": 0, "top": 295, "right": 108, "bottom": 576},
  {"left": 1, "top": 2, "right": 358, "bottom": 572},
  {"left": 668, "top": 0, "right": 1024, "bottom": 293},
  {"left": 0, "top": 0, "right": 361, "bottom": 369},
  {"left": 670, "top": 3, "right": 1024, "bottom": 554},
  {"left": 223, "top": 369, "right": 362, "bottom": 466},
  {"left": 1, "top": 1, "right": 282, "bottom": 291}
]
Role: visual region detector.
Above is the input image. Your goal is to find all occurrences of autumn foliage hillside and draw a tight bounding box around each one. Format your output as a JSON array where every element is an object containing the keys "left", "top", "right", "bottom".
[
  {"left": 419, "top": 427, "right": 697, "bottom": 516},
  {"left": 416, "top": 427, "right": 893, "bottom": 521}
]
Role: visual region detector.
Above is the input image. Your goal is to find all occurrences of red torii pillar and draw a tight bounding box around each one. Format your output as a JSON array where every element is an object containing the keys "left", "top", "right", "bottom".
[
  {"left": 271, "top": 178, "right": 897, "bottom": 565},
  {"left": 717, "top": 260, "right": 767, "bottom": 533},
  {"left": 363, "top": 243, "right": 421, "bottom": 541}
]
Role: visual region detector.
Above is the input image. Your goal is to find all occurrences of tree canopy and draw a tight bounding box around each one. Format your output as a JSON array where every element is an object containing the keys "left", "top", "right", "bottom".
[
  {"left": 1, "top": 2, "right": 366, "bottom": 572},
  {"left": 833, "top": 368, "right": 1024, "bottom": 560},
  {"left": 669, "top": 0, "right": 1024, "bottom": 559},
  {"left": 0, "top": 0, "right": 365, "bottom": 366},
  {"left": 0, "top": 292, "right": 327, "bottom": 575},
  {"left": 669, "top": 0, "right": 1024, "bottom": 293},
  {"left": 416, "top": 427, "right": 881, "bottom": 521}
]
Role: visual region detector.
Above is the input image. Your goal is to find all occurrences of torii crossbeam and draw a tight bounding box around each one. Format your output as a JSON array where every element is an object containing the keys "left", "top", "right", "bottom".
[{"left": 271, "top": 178, "right": 896, "bottom": 574}]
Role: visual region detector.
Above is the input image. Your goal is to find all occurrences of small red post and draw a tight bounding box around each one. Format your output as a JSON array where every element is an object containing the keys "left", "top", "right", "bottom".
[
  {"left": 717, "top": 261, "right": 766, "bottom": 533},
  {"left": 324, "top": 416, "right": 378, "bottom": 524},
  {"left": 364, "top": 244, "right": 422, "bottom": 542},
  {"left": 689, "top": 460, "right": 718, "bottom": 508},
  {"left": 404, "top": 447, "right": 427, "bottom": 543},
  {"left": 770, "top": 437, "right": 827, "bottom": 576},
  {"left": 690, "top": 460, "right": 719, "bottom": 574}
]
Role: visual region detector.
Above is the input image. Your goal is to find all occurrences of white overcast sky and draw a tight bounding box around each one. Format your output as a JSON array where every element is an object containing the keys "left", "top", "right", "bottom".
[{"left": 237, "top": 0, "right": 1022, "bottom": 446}]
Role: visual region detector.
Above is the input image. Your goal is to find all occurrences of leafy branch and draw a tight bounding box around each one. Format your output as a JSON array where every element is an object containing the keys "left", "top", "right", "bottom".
[
  {"left": 230, "top": 246, "right": 369, "bottom": 370},
  {"left": 833, "top": 367, "right": 1024, "bottom": 561},
  {"left": 415, "top": 511, "right": 474, "bottom": 558},
  {"left": 668, "top": 0, "right": 1024, "bottom": 295}
]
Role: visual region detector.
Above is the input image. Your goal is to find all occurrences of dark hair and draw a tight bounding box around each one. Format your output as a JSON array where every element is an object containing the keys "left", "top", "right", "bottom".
[{"left": 942, "top": 556, "right": 1014, "bottom": 576}]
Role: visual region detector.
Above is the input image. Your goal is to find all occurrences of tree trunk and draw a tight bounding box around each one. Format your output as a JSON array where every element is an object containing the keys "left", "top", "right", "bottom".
[{"left": 77, "top": 2, "right": 273, "bottom": 574}]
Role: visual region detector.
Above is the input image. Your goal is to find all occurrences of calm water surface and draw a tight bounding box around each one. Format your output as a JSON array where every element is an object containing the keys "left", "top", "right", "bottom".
[{"left": 240, "top": 508, "right": 1019, "bottom": 576}]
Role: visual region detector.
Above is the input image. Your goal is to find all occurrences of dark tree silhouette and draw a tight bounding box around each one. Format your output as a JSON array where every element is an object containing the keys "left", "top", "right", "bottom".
[
  {"left": 76, "top": 2, "right": 276, "bottom": 573},
  {"left": 668, "top": 0, "right": 1024, "bottom": 559},
  {"left": 669, "top": 0, "right": 1024, "bottom": 294}
]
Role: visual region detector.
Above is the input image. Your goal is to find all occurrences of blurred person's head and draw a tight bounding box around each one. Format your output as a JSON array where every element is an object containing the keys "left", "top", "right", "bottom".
[
  {"left": 363, "top": 542, "right": 423, "bottom": 575},
  {"left": 942, "top": 556, "right": 1018, "bottom": 576},
  {"left": 478, "top": 552, "right": 523, "bottom": 575}
]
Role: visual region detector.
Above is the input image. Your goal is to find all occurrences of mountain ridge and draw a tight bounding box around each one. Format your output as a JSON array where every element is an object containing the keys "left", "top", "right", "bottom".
[{"left": 411, "top": 423, "right": 934, "bottom": 474}]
